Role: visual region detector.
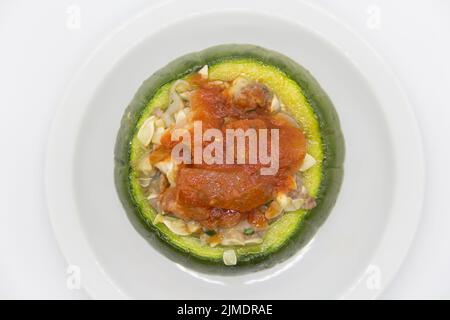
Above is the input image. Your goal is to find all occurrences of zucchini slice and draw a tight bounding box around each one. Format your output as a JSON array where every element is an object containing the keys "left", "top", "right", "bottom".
[{"left": 114, "top": 44, "right": 345, "bottom": 273}]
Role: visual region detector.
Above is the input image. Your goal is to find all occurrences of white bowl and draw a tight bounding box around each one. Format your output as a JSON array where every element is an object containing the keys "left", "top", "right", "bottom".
[{"left": 45, "top": 0, "right": 424, "bottom": 299}]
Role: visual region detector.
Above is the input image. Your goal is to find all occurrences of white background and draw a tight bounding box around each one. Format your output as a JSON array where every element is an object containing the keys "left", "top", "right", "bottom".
[{"left": 0, "top": 0, "right": 449, "bottom": 299}]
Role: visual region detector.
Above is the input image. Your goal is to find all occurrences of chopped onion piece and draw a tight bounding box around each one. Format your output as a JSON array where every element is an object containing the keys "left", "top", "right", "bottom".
[
  {"left": 244, "top": 237, "right": 263, "bottom": 245},
  {"left": 138, "top": 178, "right": 151, "bottom": 187},
  {"left": 221, "top": 238, "right": 245, "bottom": 246},
  {"left": 153, "top": 213, "right": 164, "bottom": 225},
  {"left": 199, "top": 234, "right": 208, "bottom": 246},
  {"left": 151, "top": 127, "right": 166, "bottom": 145},
  {"left": 162, "top": 113, "right": 174, "bottom": 127},
  {"left": 155, "top": 159, "right": 177, "bottom": 186},
  {"left": 209, "top": 241, "right": 220, "bottom": 248},
  {"left": 198, "top": 65, "right": 208, "bottom": 79},
  {"left": 155, "top": 215, "right": 191, "bottom": 236},
  {"left": 210, "top": 80, "right": 224, "bottom": 86},
  {"left": 179, "top": 91, "right": 193, "bottom": 101},
  {"left": 162, "top": 80, "right": 188, "bottom": 126},
  {"left": 276, "top": 193, "right": 290, "bottom": 209},
  {"left": 286, "top": 198, "right": 304, "bottom": 211},
  {"left": 270, "top": 95, "right": 281, "bottom": 113},
  {"left": 265, "top": 200, "right": 283, "bottom": 219},
  {"left": 138, "top": 154, "right": 153, "bottom": 173},
  {"left": 166, "top": 167, "right": 177, "bottom": 186},
  {"left": 223, "top": 250, "right": 237, "bottom": 266},
  {"left": 155, "top": 159, "right": 174, "bottom": 174},
  {"left": 229, "top": 77, "right": 250, "bottom": 97},
  {"left": 155, "top": 118, "right": 165, "bottom": 128},
  {"left": 187, "top": 221, "right": 201, "bottom": 233},
  {"left": 163, "top": 218, "right": 191, "bottom": 236},
  {"left": 147, "top": 193, "right": 158, "bottom": 200},
  {"left": 276, "top": 193, "right": 304, "bottom": 212},
  {"left": 174, "top": 108, "right": 189, "bottom": 126},
  {"left": 137, "top": 116, "right": 155, "bottom": 146},
  {"left": 173, "top": 80, "right": 190, "bottom": 93},
  {"left": 275, "top": 112, "right": 299, "bottom": 128},
  {"left": 300, "top": 153, "right": 317, "bottom": 172},
  {"left": 221, "top": 229, "right": 246, "bottom": 246}
]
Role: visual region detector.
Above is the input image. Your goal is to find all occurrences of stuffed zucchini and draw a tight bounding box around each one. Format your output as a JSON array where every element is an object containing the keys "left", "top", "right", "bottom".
[{"left": 114, "top": 44, "right": 344, "bottom": 272}]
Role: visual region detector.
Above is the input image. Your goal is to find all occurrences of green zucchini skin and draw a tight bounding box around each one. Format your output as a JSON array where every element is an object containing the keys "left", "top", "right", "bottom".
[{"left": 114, "top": 44, "right": 345, "bottom": 273}]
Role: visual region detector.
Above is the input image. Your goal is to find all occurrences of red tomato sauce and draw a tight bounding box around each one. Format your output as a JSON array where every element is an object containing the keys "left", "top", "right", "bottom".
[{"left": 154, "top": 75, "right": 306, "bottom": 229}]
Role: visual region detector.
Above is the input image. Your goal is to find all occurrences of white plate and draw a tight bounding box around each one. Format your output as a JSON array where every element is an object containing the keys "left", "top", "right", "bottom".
[{"left": 45, "top": 0, "right": 424, "bottom": 299}]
